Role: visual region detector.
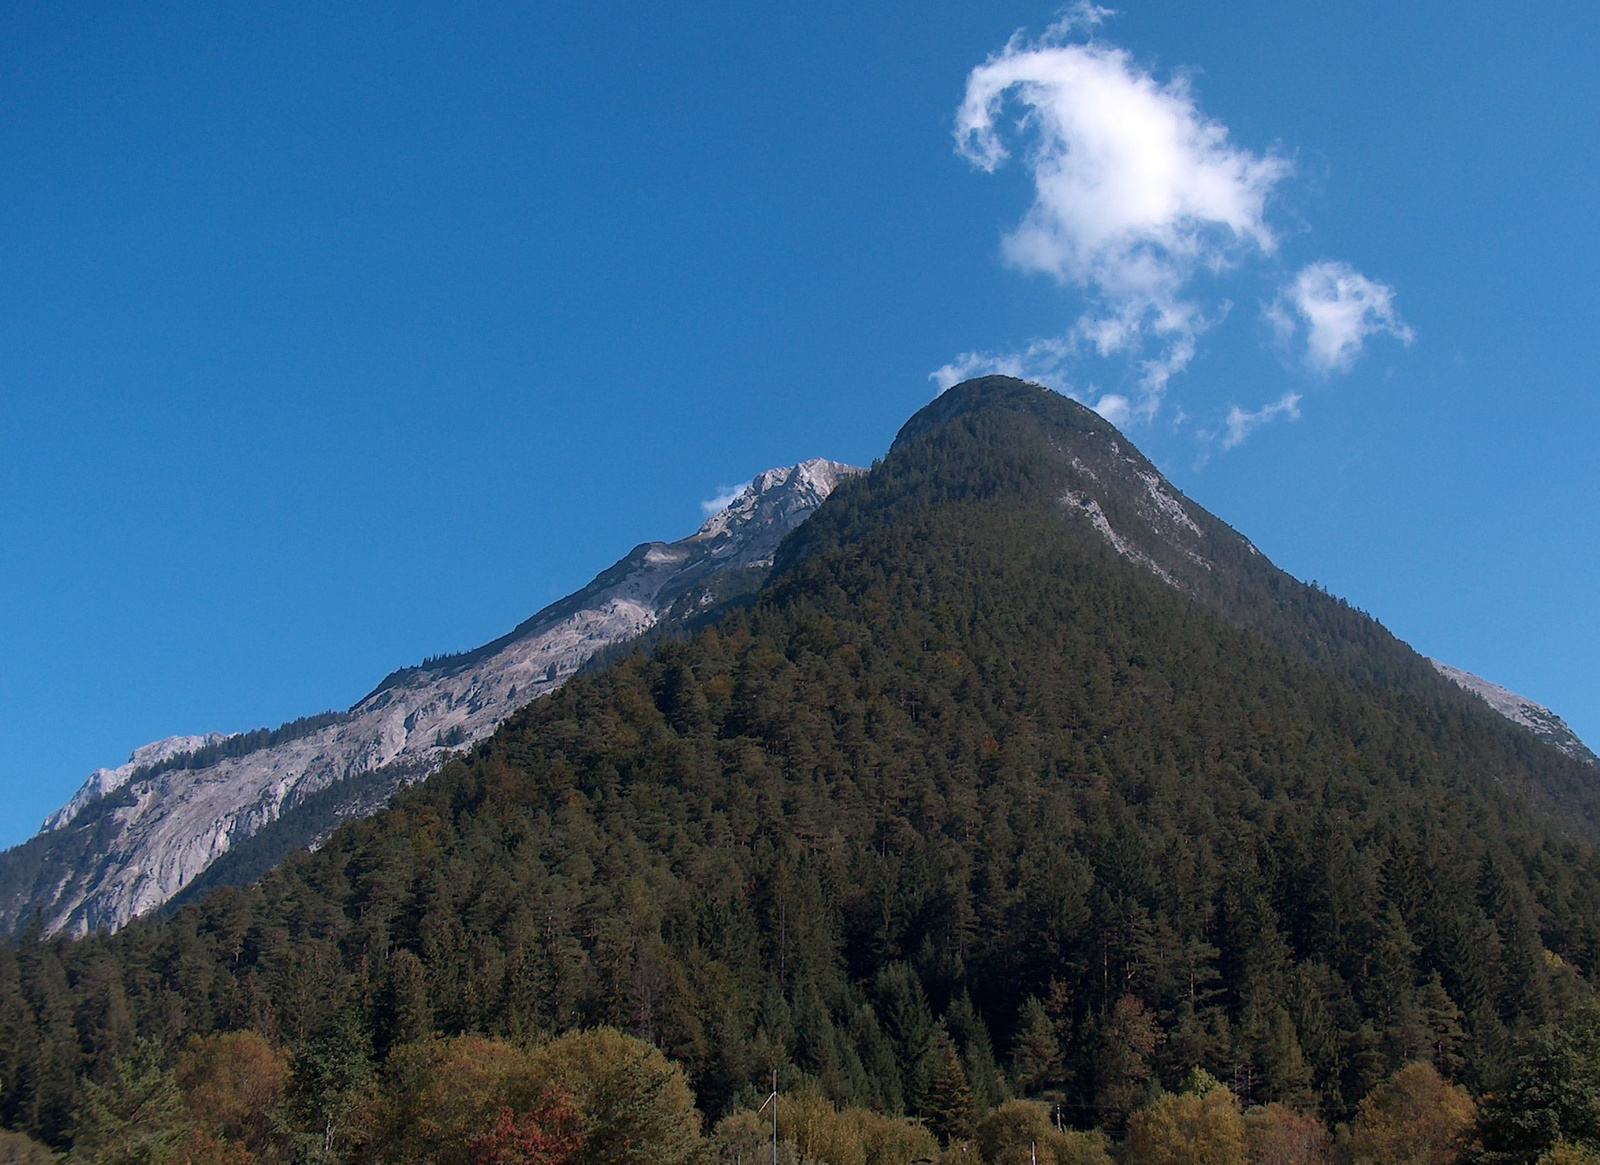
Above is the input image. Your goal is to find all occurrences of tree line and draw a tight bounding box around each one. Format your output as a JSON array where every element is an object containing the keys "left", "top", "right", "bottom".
[{"left": 5, "top": 397, "right": 1600, "bottom": 1163}]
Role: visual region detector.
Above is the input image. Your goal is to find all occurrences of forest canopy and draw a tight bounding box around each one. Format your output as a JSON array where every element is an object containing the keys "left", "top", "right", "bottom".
[{"left": 4, "top": 380, "right": 1599, "bottom": 1164}]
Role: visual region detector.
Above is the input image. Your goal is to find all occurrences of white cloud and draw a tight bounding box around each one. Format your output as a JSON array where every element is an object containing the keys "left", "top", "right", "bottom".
[
  {"left": 1279, "top": 260, "right": 1413, "bottom": 374},
  {"left": 930, "top": 337, "right": 1074, "bottom": 394},
  {"left": 700, "top": 482, "right": 750, "bottom": 517},
  {"left": 953, "top": 22, "right": 1290, "bottom": 420},
  {"left": 929, "top": 337, "right": 1134, "bottom": 424},
  {"left": 1221, "top": 391, "right": 1301, "bottom": 450},
  {"left": 1044, "top": 2, "right": 1116, "bottom": 38},
  {"left": 940, "top": 21, "right": 1414, "bottom": 456}
]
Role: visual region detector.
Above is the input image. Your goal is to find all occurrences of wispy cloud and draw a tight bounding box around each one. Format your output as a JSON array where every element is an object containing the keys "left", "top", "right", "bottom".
[
  {"left": 700, "top": 482, "right": 750, "bottom": 517},
  {"left": 1275, "top": 261, "right": 1414, "bottom": 375},
  {"left": 942, "top": 16, "right": 1413, "bottom": 454},
  {"left": 931, "top": 337, "right": 1075, "bottom": 395},
  {"left": 1221, "top": 391, "right": 1302, "bottom": 450},
  {"left": 951, "top": 16, "right": 1289, "bottom": 421}
]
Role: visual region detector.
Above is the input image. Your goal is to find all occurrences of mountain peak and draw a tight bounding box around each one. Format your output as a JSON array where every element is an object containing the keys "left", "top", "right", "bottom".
[
  {"left": 40, "top": 733, "right": 234, "bottom": 834},
  {"left": 693, "top": 458, "right": 864, "bottom": 558},
  {"left": 6, "top": 458, "right": 863, "bottom": 936},
  {"left": 892, "top": 376, "right": 1117, "bottom": 452}
]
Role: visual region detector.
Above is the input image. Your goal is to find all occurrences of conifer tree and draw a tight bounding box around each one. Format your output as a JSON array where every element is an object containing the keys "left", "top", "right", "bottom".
[
  {"left": 70, "top": 1039, "right": 185, "bottom": 1165},
  {"left": 925, "top": 1041, "right": 975, "bottom": 1146},
  {"left": 1417, "top": 972, "right": 1467, "bottom": 1079},
  {"left": 1091, "top": 995, "right": 1160, "bottom": 1128},
  {"left": 1011, "top": 997, "right": 1062, "bottom": 1097}
]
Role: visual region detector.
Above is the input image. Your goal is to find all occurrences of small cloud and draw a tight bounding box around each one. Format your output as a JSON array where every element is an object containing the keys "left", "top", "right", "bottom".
[
  {"left": 1092, "top": 392, "right": 1136, "bottom": 427},
  {"left": 928, "top": 339, "right": 1136, "bottom": 428},
  {"left": 1277, "top": 260, "right": 1413, "bottom": 374},
  {"left": 700, "top": 482, "right": 751, "bottom": 517},
  {"left": 1221, "top": 391, "right": 1302, "bottom": 450},
  {"left": 930, "top": 337, "right": 1075, "bottom": 394},
  {"left": 1042, "top": 2, "right": 1116, "bottom": 39}
]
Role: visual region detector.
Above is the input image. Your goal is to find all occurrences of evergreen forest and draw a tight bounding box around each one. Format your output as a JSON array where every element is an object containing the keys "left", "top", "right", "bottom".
[{"left": 5, "top": 379, "right": 1600, "bottom": 1163}]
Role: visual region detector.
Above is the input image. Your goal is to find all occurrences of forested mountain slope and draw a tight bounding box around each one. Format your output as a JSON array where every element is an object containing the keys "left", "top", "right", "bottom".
[
  {"left": 4, "top": 378, "right": 1599, "bottom": 1158},
  {"left": 0, "top": 460, "right": 861, "bottom": 939}
]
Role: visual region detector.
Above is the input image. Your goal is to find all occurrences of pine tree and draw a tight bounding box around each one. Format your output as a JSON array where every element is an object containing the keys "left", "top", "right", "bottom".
[
  {"left": 1417, "top": 972, "right": 1467, "bottom": 1080},
  {"left": 1092, "top": 995, "right": 1161, "bottom": 1128},
  {"left": 1252, "top": 1005, "right": 1315, "bottom": 1109},
  {"left": 946, "top": 992, "right": 1006, "bottom": 1112},
  {"left": 925, "top": 1040, "right": 975, "bottom": 1146},
  {"left": 1011, "top": 997, "right": 1062, "bottom": 1096},
  {"left": 70, "top": 1038, "right": 185, "bottom": 1165}
]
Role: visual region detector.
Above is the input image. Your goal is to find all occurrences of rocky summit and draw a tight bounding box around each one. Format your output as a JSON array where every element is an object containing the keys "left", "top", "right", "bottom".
[{"left": 1, "top": 458, "right": 862, "bottom": 937}]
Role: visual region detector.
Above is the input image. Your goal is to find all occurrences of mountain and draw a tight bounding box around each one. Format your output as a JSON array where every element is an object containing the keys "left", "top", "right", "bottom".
[
  {"left": 1431, "top": 659, "right": 1597, "bottom": 766},
  {"left": 38, "top": 733, "right": 234, "bottom": 835},
  {"left": 0, "top": 459, "right": 863, "bottom": 938},
  {"left": 5, "top": 377, "right": 1600, "bottom": 1156}
]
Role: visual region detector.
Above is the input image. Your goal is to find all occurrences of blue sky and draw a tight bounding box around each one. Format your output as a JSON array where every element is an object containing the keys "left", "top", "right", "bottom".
[{"left": 2, "top": 1, "right": 1597, "bottom": 848}]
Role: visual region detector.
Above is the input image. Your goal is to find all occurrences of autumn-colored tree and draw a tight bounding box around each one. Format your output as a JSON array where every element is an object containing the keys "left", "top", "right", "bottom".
[
  {"left": 1348, "top": 1062, "right": 1475, "bottom": 1165},
  {"left": 359, "top": 1035, "right": 543, "bottom": 1165},
  {"left": 1537, "top": 1143, "right": 1600, "bottom": 1165},
  {"left": 470, "top": 1096, "right": 584, "bottom": 1165},
  {"left": 0, "top": 1128, "right": 58, "bottom": 1164},
  {"left": 715, "top": 1097, "right": 937, "bottom": 1165},
  {"left": 171, "top": 1127, "right": 256, "bottom": 1165},
  {"left": 531, "top": 1028, "right": 701, "bottom": 1165},
  {"left": 175, "top": 1030, "right": 288, "bottom": 1156},
  {"left": 709, "top": 1110, "right": 798, "bottom": 1165},
  {"left": 849, "top": 1107, "right": 942, "bottom": 1165},
  {"left": 975, "top": 1100, "right": 1113, "bottom": 1165},
  {"left": 781, "top": 1088, "right": 866, "bottom": 1165},
  {"left": 1120, "top": 1073, "right": 1248, "bottom": 1165},
  {"left": 1242, "top": 1102, "right": 1331, "bottom": 1165}
]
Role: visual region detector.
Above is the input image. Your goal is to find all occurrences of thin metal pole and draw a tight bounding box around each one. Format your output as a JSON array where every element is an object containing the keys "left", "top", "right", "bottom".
[{"left": 759, "top": 1069, "right": 779, "bottom": 1165}]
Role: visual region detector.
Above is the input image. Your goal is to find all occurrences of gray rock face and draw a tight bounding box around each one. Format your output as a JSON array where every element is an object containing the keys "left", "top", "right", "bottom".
[
  {"left": 39, "top": 734, "right": 234, "bottom": 835},
  {"left": 5, "top": 459, "right": 863, "bottom": 937},
  {"left": 1430, "top": 660, "right": 1597, "bottom": 765}
]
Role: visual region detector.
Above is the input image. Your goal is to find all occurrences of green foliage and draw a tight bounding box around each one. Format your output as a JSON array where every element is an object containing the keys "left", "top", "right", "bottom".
[
  {"left": 4, "top": 379, "right": 1600, "bottom": 1159},
  {"left": 287, "top": 1010, "right": 373, "bottom": 1164},
  {"left": 1537, "top": 1144, "right": 1600, "bottom": 1165},
  {"left": 1120, "top": 1085, "right": 1248, "bottom": 1165},
  {"left": 925, "top": 1041, "right": 975, "bottom": 1145},
  {"left": 1349, "top": 1061, "right": 1475, "bottom": 1165},
  {"left": 0, "top": 1128, "right": 59, "bottom": 1163},
  {"left": 1181, "top": 1068, "right": 1227, "bottom": 1097},
  {"left": 1475, "top": 1006, "right": 1600, "bottom": 1164},
  {"left": 70, "top": 1039, "right": 184, "bottom": 1165},
  {"left": 1010, "top": 998, "right": 1062, "bottom": 1097},
  {"left": 975, "top": 1101, "right": 1112, "bottom": 1165},
  {"left": 1092, "top": 996, "right": 1161, "bottom": 1128},
  {"left": 531, "top": 1029, "right": 700, "bottom": 1165}
]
